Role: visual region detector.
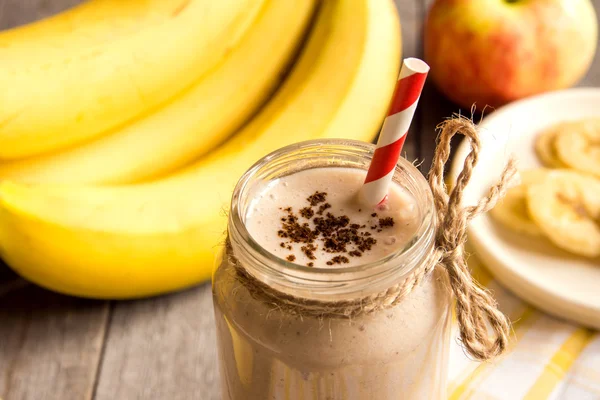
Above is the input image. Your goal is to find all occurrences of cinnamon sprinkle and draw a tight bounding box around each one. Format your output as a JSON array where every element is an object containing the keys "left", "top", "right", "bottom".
[
  {"left": 276, "top": 191, "right": 394, "bottom": 267},
  {"left": 316, "top": 203, "right": 331, "bottom": 215},
  {"left": 307, "top": 191, "right": 327, "bottom": 206},
  {"left": 379, "top": 217, "right": 395, "bottom": 228},
  {"left": 326, "top": 255, "right": 349, "bottom": 265},
  {"left": 299, "top": 207, "right": 315, "bottom": 219}
]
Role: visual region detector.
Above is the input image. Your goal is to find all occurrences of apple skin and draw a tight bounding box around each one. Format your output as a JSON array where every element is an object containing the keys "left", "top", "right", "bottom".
[{"left": 424, "top": 0, "right": 598, "bottom": 109}]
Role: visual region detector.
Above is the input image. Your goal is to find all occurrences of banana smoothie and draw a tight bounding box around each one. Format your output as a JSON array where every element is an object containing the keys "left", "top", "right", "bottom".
[{"left": 213, "top": 141, "right": 452, "bottom": 399}]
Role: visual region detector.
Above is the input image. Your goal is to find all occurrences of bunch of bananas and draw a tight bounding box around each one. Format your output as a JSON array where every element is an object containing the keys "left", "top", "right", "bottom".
[
  {"left": 0, "top": 0, "right": 402, "bottom": 298},
  {"left": 491, "top": 119, "right": 600, "bottom": 258}
]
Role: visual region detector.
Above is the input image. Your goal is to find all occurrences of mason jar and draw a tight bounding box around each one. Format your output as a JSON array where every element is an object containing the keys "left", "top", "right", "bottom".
[{"left": 212, "top": 139, "right": 452, "bottom": 400}]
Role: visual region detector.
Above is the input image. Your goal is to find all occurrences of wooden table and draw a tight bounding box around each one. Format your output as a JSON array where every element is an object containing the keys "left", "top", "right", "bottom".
[{"left": 1, "top": 1, "right": 599, "bottom": 399}]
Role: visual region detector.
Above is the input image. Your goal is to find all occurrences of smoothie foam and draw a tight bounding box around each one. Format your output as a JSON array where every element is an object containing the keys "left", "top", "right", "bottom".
[{"left": 245, "top": 167, "right": 420, "bottom": 268}]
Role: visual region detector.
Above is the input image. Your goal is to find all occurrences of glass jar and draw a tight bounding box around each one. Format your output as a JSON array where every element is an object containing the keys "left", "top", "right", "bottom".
[{"left": 212, "top": 139, "right": 452, "bottom": 400}]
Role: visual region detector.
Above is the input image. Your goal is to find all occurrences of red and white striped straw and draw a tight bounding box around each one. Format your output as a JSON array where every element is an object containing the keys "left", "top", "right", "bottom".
[{"left": 361, "top": 58, "right": 429, "bottom": 206}]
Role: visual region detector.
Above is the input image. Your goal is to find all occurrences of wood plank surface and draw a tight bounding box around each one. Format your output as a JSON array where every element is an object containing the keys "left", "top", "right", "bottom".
[
  {"left": 0, "top": 0, "right": 81, "bottom": 30},
  {"left": 395, "top": 0, "right": 422, "bottom": 162},
  {"left": 417, "top": 0, "right": 468, "bottom": 175},
  {"left": 581, "top": 3, "right": 600, "bottom": 87},
  {"left": 0, "top": 286, "right": 108, "bottom": 400},
  {"left": 93, "top": 285, "right": 219, "bottom": 400},
  {"left": 0, "top": 261, "right": 24, "bottom": 298}
]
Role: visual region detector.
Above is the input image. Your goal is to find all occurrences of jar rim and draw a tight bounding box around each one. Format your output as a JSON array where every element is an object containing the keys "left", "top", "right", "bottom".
[{"left": 228, "top": 139, "right": 436, "bottom": 297}]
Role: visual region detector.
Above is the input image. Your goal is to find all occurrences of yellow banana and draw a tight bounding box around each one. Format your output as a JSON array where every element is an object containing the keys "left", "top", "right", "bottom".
[
  {"left": 0, "top": 0, "right": 401, "bottom": 299},
  {"left": 0, "top": 0, "right": 265, "bottom": 159},
  {"left": 555, "top": 119, "right": 600, "bottom": 178},
  {"left": 0, "top": 0, "right": 191, "bottom": 61},
  {"left": 527, "top": 170, "right": 600, "bottom": 258},
  {"left": 0, "top": 0, "right": 316, "bottom": 185},
  {"left": 535, "top": 123, "right": 568, "bottom": 168},
  {"left": 490, "top": 169, "right": 549, "bottom": 237}
]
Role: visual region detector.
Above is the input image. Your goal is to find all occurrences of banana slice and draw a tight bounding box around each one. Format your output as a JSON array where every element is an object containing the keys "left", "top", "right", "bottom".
[
  {"left": 555, "top": 119, "right": 600, "bottom": 178},
  {"left": 490, "top": 169, "right": 549, "bottom": 236},
  {"left": 534, "top": 124, "right": 568, "bottom": 168},
  {"left": 527, "top": 170, "right": 600, "bottom": 258}
]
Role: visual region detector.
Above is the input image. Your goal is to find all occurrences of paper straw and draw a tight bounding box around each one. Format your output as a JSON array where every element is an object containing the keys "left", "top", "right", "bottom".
[{"left": 361, "top": 58, "right": 429, "bottom": 206}]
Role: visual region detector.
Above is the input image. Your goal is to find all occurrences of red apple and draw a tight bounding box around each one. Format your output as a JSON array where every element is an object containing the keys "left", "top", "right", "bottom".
[{"left": 424, "top": 0, "right": 598, "bottom": 108}]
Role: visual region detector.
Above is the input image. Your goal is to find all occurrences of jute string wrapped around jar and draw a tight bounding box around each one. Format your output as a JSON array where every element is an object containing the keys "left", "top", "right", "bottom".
[{"left": 229, "top": 116, "right": 517, "bottom": 361}]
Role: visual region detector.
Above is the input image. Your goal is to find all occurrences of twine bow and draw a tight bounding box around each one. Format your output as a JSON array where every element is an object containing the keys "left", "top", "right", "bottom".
[{"left": 428, "top": 116, "right": 517, "bottom": 360}]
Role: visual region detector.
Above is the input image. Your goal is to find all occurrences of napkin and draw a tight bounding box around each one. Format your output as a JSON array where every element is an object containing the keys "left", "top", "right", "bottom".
[{"left": 448, "top": 253, "right": 600, "bottom": 400}]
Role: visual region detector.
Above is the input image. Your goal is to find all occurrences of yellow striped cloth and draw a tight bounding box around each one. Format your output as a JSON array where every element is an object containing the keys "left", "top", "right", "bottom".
[{"left": 448, "top": 252, "right": 600, "bottom": 400}]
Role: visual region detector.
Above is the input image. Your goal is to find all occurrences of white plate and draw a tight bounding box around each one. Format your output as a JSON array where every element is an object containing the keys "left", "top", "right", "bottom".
[{"left": 449, "top": 88, "right": 600, "bottom": 329}]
